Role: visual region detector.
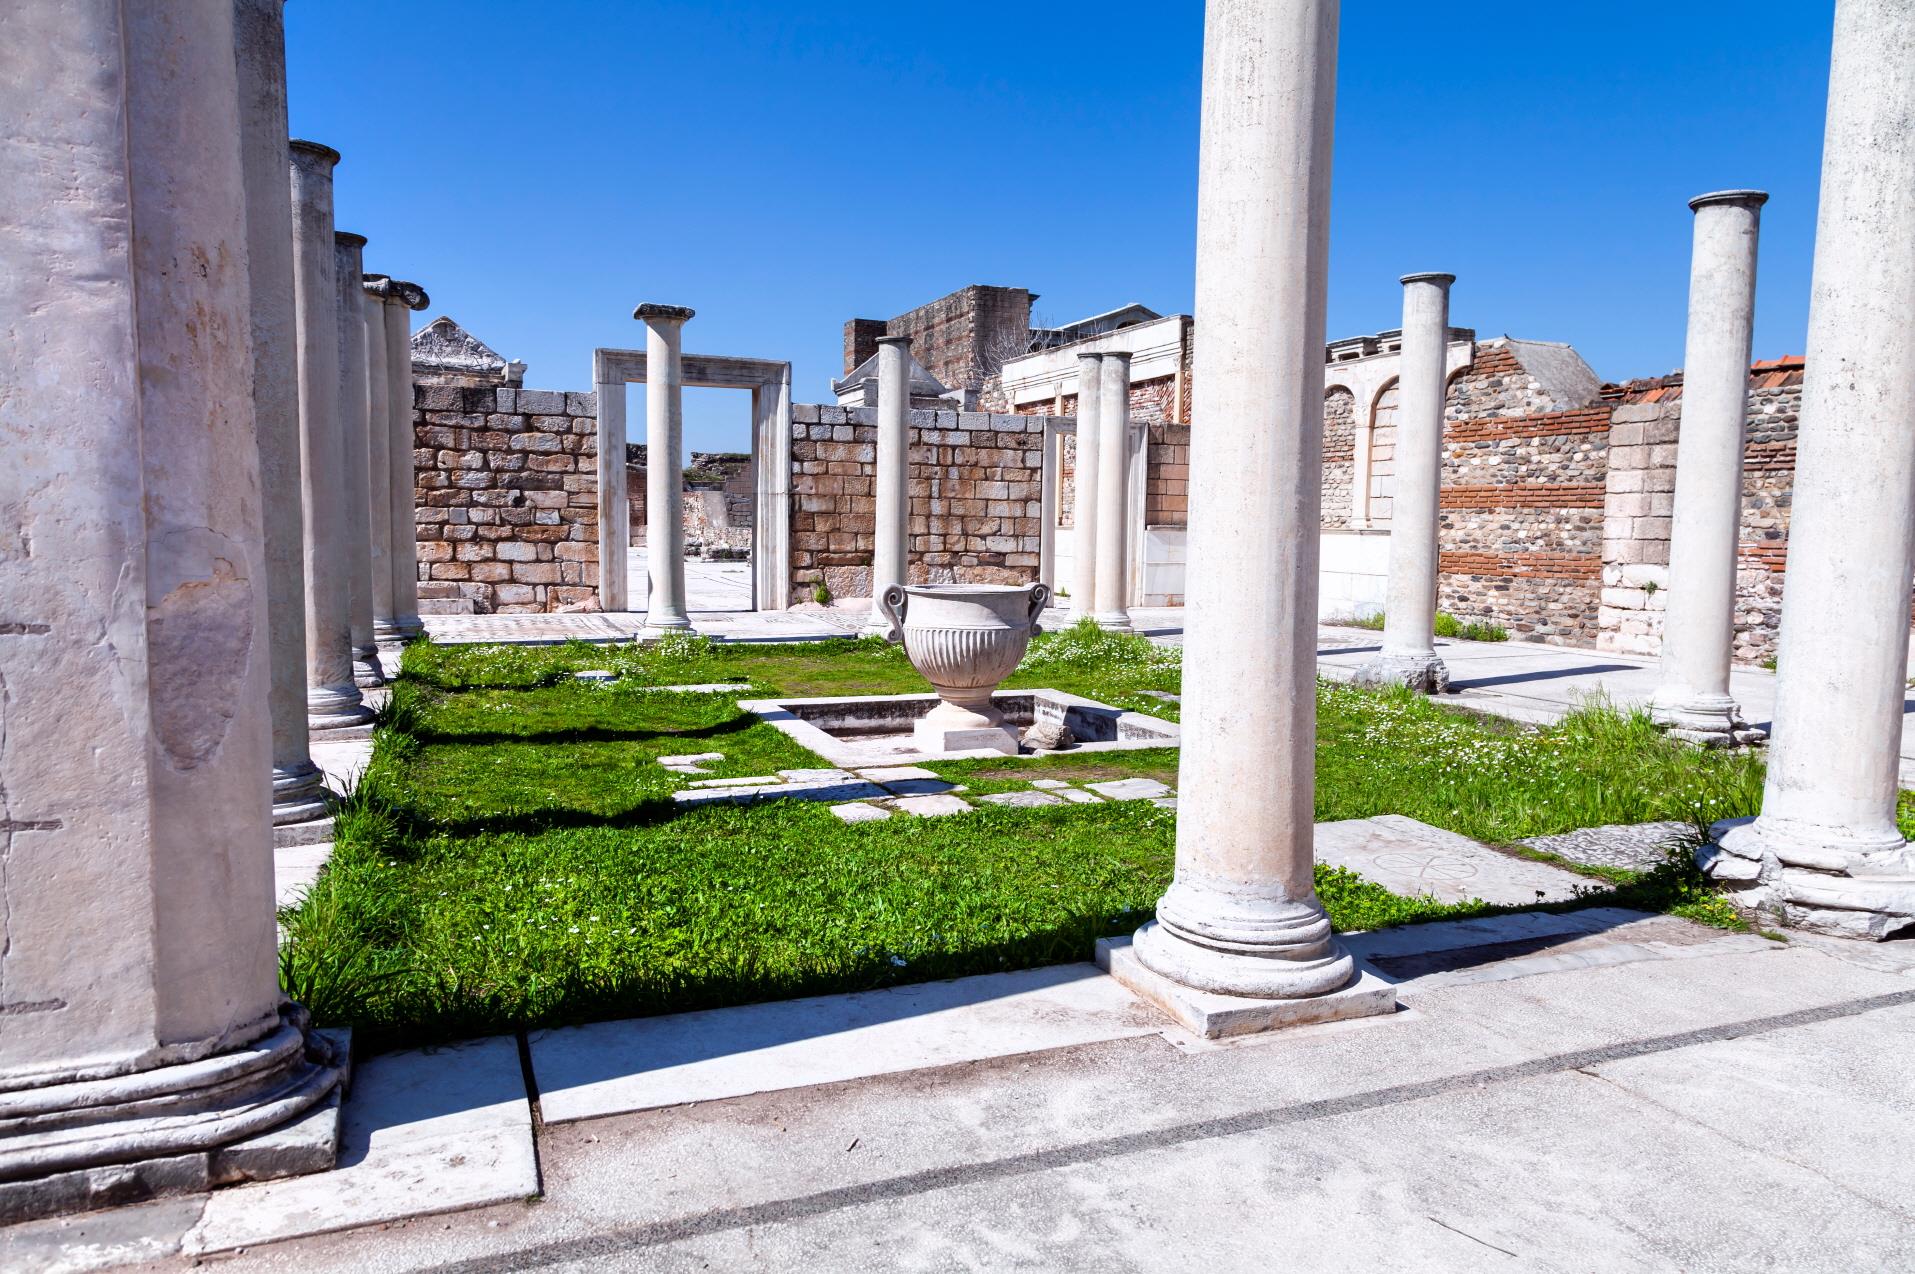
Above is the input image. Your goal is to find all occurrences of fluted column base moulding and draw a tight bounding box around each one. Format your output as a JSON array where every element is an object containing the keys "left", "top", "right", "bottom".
[
  {"left": 0, "top": 1007, "right": 345, "bottom": 1225},
  {"left": 1705, "top": 818, "right": 1915, "bottom": 940},
  {"left": 1648, "top": 691, "right": 1762, "bottom": 748}
]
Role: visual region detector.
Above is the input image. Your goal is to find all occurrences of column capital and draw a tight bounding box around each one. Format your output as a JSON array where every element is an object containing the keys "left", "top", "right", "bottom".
[
  {"left": 1098, "top": 349, "right": 1133, "bottom": 367},
  {"left": 1399, "top": 271, "right": 1456, "bottom": 288},
  {"left": 1076, "top": 350, "right": 1103, "bottom": 367},
  {"left": 1689, "top": 189, "right": 1769, "bottom": 212},
  {"left": 334, "top": 230, "right": 367, "bottom": 250},
  {"left": 875, "top": 334, "right": 913, "bottom": 348},
  {"left": 634, "top": 302, "right": 696, "bottom": 323},
  {"left": 288, "top": 138, "right": 339, "bottom": 168},
  {"left": 363, "top": 273, "right": 427, "bottom": 309}
]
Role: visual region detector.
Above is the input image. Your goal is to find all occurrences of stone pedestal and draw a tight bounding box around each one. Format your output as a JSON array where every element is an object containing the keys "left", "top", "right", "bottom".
[
  {"left": 638, "top": 303, "right": 696, "bottom": 634},
  {"left": 1093, "top": 352, "right": 1134, "bottom": 631},
  {"left": 382, "top": 281, "right": 428, "bottom": 641},
  {"left": 1652, "top": 191, "right": 1768, "bottom": 746},
  {"left": 1705, "top": 0, "right": 1915, "bottom": 940},
  {"left": 1114, "top": 0, "right": 1392, "bottom": 1027},
  {"left": 0, "top": 0, "right": 341, "bottom": 1223},
  {"left": 1356, "top": 272, "right": 1453, "bottom": 694},
  {"left": 1069, "top": 352, "right": 1103, "bottom": 624},
  {"left": 290, "top": 141, "right": 372, "bottom": 732},
  {"left": 864, "top": 337, "right": 913, "bottom": 636},
  {"left": 333, "top": 231, "right": 383, "bottom": 689},
  {"left": 236, "top": 0, "right": 327, "bottom": 827},
  {"left": 363, "top": 284, "right": 398, "bottom": 649}
]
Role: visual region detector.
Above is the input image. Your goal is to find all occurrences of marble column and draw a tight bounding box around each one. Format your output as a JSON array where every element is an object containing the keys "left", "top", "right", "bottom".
[
  {"left": 234, "top": 0, "right": 326, "bottom": 825},
  {"left": 363, "top": 283, "right": 397, "bottom": 648},
  {"left": 595, "top": 370, "right": 630, "bottom": 611},
  {"left": 1709, "top": 0, "right": 1915, "bottom": 940},
  {"left": 1093, "top": 352, "right": 1135, "bottom": 630},
  {"left": 290, "top": 141, "right": 371, "bottom": 729},
  {"left": 0, "top": 0, "right": 341, "bottom": 1222},
  {"left": 864, "top": 335, "right": 913, "bottom": 634},
  {"left": 1069, "top": 351, "right": 1103, "bottom": 623},
  {"left": 382, "top": 281, "right": 428, "bottom": 640},
  {"left": 333, "top": 231, "right": 382, "bottom": 688},
  {"left": 1113, "top": 0, "right": 1391, "bottom": 1030},
  {"left": 637, "top": 303, "right": 696, "bottom": 633},
  {"left": 1356, "top": 273, "right": 1454, "bottom": 693},
  {"left": 1652, "top": 191, "right": 1768, "bottom": 745}
]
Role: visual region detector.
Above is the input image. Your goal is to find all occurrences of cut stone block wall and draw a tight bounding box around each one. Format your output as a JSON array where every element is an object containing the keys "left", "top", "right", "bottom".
[
  {"left": 413, "top": 382, "right": 599, "bottom": 614},
  {"left": 1145, "top": 423, "right": 1190, "bottom": 528},
  {"left": 626, "top": 448, "right": 755, "bottom": 556},
  {"left": 788, "top": 403, "right": 1050, "bottom": 601},
  {"left": 1322, "top": 387, "right": 1355, "bottom": 528}
]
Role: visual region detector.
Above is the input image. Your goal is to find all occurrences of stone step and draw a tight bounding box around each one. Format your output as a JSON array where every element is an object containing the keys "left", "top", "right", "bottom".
[{"left": 417, "top": 597, "right": 477, "bottom": 615}]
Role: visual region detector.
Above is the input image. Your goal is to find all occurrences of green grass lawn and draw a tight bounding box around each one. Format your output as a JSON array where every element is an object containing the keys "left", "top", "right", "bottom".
[{"left": 284, "top": 624, "right": 1780, "bottom": 1051}]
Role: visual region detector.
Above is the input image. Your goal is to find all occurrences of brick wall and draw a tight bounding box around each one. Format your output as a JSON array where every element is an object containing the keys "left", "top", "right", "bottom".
[
  {"left": 788, "top": 403, "right": 1049, "bottom": 600},
  {"left": 413, "top": 383, "right": 599, "bottom": 613},
  {"left": 1323, "top": 387, "right": 1355, "bottom": 528},
  {"left": 1145, "top": 424, "right": 1190, "bottom": 527}
]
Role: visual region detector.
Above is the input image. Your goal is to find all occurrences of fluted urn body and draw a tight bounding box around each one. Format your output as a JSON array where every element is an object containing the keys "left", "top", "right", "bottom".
[{"left": 879, "top": 582, "right": 1050, "bottom": 753}]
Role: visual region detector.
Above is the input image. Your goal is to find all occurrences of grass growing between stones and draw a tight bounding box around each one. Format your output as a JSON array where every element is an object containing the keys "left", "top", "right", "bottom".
[{"left": 283, "top": 630, "right": 1771, "bottom": 1047}]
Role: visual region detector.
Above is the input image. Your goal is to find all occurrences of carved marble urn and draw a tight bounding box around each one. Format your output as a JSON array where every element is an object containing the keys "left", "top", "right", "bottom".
[{"left": 878, "top": 582, "right": 1051, "bottom": 754}]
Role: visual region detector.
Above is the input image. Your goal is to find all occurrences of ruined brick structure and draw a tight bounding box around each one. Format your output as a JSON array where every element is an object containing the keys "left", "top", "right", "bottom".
[
  {"left": 843, "top": 285, "right": 1035, "bottom": 394},
  {"left": 625, "top": 448, "right": 756, "bottom": 556}
]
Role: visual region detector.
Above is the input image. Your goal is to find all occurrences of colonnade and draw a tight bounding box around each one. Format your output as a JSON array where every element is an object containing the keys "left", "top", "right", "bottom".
[{"left": 1064, "top": 352, "right": 1138, "bottom": 629}]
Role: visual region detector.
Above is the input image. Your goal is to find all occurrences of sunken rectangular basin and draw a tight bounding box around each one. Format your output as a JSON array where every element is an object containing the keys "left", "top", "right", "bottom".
[{"left": 738, "top": 689, "right": 1180, "bottom": 767}]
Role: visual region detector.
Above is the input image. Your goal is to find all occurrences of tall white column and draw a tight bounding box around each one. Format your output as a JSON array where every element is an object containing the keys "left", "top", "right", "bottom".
[
  {"left": 1710, "top": 0, "right": 1915, "bottom": 940},
  {"left": 1652, "top": 191, "right": 1767, "bottom": 745},
  {"left": 595, "top": 371, "right": 629, "bottom": 611},
  {"left": 638, "top": 303, "right": 695, "bottom": 633},
  {"left": 1093, "top": 351, "right": 1135, "bottom": 630},
  {"left": 1356, "top": 273, "right": 1454, "bottom": 693},
  {"left": 1069, "top": 351, "right": 1103, "bottom": 623},
  {"left": 1116, "top": 0, "right": 1390, "bottom": 1028},
  {"left": 382, "top": 281, "right": 427, "bottom": 640},
  {"left": 363, "top": 283, "right": 397, "bottom": 648},
  {"left": 235, "top": 0, "right": 326, "bottom": 826},
  {"left": 0, "top": 0, "right": 341, "bottom": 1222},
  {"left": 333, "top": 231, "right": 382, "bottom": 688},
  {"left": 290, "top": 141, "right": 371, "bottom": 729},
  {"left": 864, "top": 335, "right": 913, "bottom": 635}
]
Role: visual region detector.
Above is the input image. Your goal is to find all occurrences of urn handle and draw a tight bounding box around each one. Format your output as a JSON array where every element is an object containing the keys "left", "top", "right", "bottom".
[
  {"left": 877, "top": 584, "right": 909, "bottom": 644},
  {"left": 1026, "top": 582, "right": 1052, "bottom": 635}
]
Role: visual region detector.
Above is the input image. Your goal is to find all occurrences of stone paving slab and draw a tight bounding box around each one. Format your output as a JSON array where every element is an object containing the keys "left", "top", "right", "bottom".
[
  {"left": 829, "top": 802, "right": 891, "bottom": 823},
  {"left": 1519, "top": 820, "right": 1691, "bottom": 872},
  {"left": 526, "top": 964, "right": 1166, "bottom": 1124},
  {"left": 179, "top": 1036, "right": 536, "bottom": 1256},
  {"left": 1314, "top": 814, "right": 1591, "bottom": 906},
  {"left": 1084, "top": 778, "right": 1172, "bottom": 801},
  {"left": 978, "top": 791, "right": 1066, "bottom": 808},
  {"left": 274, "top": 844, "right": 331, "bottom": 909},
  {"left": 672, "top": 780, "right": 887, "bottom": 808},
  {"left": 892, "top": 794, "right": 973, "bottom": 817}
]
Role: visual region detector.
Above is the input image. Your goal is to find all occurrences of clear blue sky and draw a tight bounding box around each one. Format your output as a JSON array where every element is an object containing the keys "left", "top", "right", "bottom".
[{"left": 287, "top": 1, "right": 1835, "bottom": 457}]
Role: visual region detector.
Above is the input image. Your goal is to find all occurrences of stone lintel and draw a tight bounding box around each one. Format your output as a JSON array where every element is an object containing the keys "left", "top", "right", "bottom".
[
  {"left": 1097, "top": 937, "right": 1397, "bottom": 1040},
  {"left": 634, "top": 303, "right": 696, "bottom": 323}
]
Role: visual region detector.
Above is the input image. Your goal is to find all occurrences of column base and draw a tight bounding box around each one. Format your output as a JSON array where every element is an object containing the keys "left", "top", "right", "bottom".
[
  {"left": 1701, "top": 817, "right": 1915, "bottom": 940},
  {"left": 351, "top": 646, "right": 386, "bottom": 689},
  {"left": 306, "top": 685, "right": 373, "bottom": 732},
  {"left": 1650, "top": 690, "right": 1763, "bottom": 747},
  {"left": 1352, "top": 651, "right": 1450, "bottom": 694},
  {"left": 390, "top": 615, "right": 424, "bottom": 641},
  {"left": 1093, "top": 610, "right": 1133, "bottom": 633},
  {"left": 1101, "top": 932, "right": 1394, "bottom": 1039},
  {"left": 0, "top": 1005, "right": 345, "bottom": 1226},
  {"left": 272, "top": 762, "right": 332, "bottom": 827},
  {"left": 373, "top": 619, "right": 407, "bottom": 653},
  {"left": 641, "top": 613, "right": 693, "bottom": 638}
]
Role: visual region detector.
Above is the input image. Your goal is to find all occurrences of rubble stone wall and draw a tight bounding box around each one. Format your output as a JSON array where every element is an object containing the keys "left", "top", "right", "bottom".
[
  {"left": 413, "top": 383, "right": 599, "bottom": 614},
  {"left": 788, "top": 403, "right": 1050, "bottom": 601}
]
